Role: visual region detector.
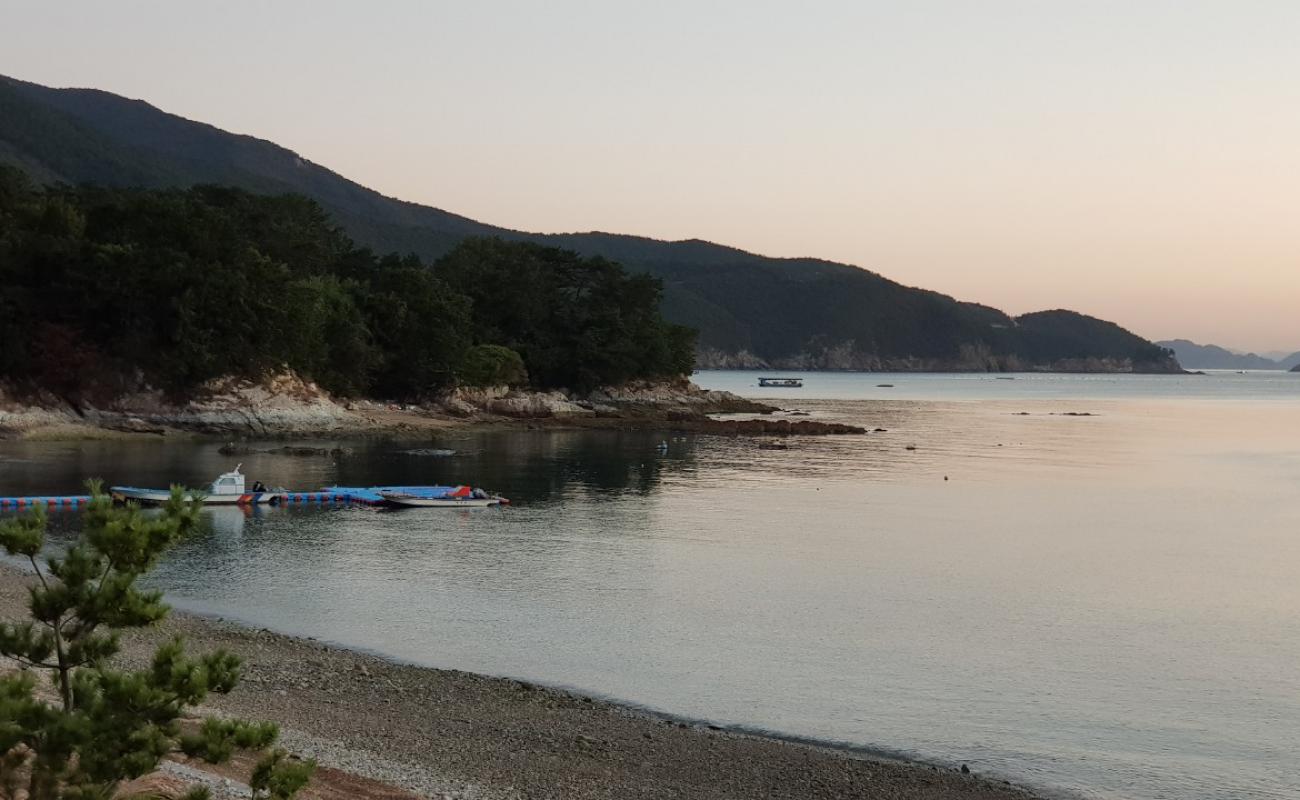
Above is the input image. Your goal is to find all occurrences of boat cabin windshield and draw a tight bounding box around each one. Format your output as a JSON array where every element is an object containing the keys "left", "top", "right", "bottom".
[{"left": 209, "top": 466, "right": 246, "bottom": 495}]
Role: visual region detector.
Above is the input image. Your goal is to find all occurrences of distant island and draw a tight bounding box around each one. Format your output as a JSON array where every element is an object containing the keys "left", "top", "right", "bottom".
[
  {"left": 1156, "top": 339, "right": 1300, "bottom": 371},
  {"left": 0, "top": 73, "right": 1180, "bottom": 375}
]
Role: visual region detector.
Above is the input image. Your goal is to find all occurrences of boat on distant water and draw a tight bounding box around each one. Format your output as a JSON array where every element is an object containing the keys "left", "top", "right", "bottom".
[
  {"left": 758, "top": 377, "right": 803, "bottom": 388},
  {"left": 110, "top": 465, "right": 279, "bottom": 506}
]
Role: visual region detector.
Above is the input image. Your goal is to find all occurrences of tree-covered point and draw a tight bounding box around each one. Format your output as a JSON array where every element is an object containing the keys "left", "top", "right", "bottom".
[
  {"left": 0, "top": 167, "right": 695, "bottom": 400},
  {"left": 437, "top": 238, "right": 695, "bottom": 391}
]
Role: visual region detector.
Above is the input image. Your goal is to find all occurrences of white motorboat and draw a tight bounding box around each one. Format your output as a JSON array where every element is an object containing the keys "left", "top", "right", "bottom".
[{"left": 110, "top": 465, "right": 281, "bottom": 506}]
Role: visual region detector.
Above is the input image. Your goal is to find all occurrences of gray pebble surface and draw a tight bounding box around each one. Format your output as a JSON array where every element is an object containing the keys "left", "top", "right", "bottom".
[{"left": 0, "top": 565, "right": 1048, "bottom": 800}]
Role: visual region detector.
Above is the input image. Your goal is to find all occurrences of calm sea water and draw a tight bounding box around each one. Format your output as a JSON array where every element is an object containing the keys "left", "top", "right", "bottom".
[{"left": 3, "top": 370, "right": 1299, "bottom": 800}]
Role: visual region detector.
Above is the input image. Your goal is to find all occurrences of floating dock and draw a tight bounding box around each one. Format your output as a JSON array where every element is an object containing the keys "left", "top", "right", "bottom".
[
  {"left": 3, "top": 487, "right": 488, "bottom": 510},
  {"left": 279, "top": 491, "right": 353, "bottom": 504},
  {"left": 0, "top": 495, "right": 93, "bottom": 509},
  {"left": 318, "top": 487, "right": 388, "bottom": 506},
  {"left": 1, "top": 491, "right": 358, "bottom": 509}
]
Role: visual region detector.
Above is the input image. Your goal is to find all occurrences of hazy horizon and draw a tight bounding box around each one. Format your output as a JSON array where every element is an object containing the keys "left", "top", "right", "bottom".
[{"left": 3, "top": 1, "right": 1298, "bottom": 351}]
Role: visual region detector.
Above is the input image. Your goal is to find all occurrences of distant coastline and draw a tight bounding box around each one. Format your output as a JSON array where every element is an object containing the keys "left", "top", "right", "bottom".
[
  {"left": 694, "top": 352, "right": 1188, "bottom": 373},
  {"left": 1157, "top": 339, "right": 1300, "bottom": 371}
]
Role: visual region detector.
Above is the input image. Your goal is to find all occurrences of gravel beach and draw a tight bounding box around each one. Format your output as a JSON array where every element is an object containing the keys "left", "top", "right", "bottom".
[{"left": 0, "top": 563, "right": 1045, "bottom": 800}]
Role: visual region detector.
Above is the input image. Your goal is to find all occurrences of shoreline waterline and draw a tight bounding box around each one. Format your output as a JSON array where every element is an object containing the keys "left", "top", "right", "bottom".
[{"left": 0, "top": 561, "right": 1050, "bottom": 800}]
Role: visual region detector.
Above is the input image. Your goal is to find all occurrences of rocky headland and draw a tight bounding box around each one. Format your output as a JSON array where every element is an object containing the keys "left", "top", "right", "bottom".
[{"left": 0, "top": 375, "right": 796, "bottom": 440}]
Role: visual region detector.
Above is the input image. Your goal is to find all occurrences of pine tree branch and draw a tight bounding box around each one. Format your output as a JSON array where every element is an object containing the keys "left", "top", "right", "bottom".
[
  {"left": 7, "top": 653, "right": 58, "bottom": 670},
  {"left": 95, "top": 556, "right": 115, "bottom": 596},
  {"left": 26, "top": 554, "right": 49, "bottom": 592}
]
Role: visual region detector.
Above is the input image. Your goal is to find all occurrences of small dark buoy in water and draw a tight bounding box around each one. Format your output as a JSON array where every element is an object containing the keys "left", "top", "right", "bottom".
[{"left": 961, "top": 764, "right": 970, "bottom": 774}]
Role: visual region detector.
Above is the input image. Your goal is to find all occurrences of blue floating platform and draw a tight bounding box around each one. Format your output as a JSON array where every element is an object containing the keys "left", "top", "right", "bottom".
[
  {"left": 321, "top": 486, "right": 461, "bottom": 506},
  {"left": 2, "top": 486, "right": 467, "bottom": 511}
]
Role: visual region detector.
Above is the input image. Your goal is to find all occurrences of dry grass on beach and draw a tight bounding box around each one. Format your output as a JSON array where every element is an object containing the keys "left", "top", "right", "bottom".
[{"left": 0, "top": 564, "right": 1042, "bottom": 800}]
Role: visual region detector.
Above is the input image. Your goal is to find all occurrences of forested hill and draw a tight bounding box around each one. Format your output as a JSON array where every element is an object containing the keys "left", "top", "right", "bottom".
[
  {"left": 0, "top": 73, "right": 1181, "bottom": 373},
  {"left": 0, "top": 174, "right": 694, "bottom": 401}
]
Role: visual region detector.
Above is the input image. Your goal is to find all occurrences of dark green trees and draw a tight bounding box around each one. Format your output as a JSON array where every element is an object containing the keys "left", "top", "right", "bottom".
[
  {"left": 436, "top": 238, "right": 695, "bottom": 392},
  {"left": 0, "top": 168, "right": 696, "bottom": 400},
  {"left": 353, "top": 255, "right": 470, "bottom": 398},
  {"left": 458, "top": 344, "right": 528, "bottom": 388},
  {"left": 0, "top": 483, "right": 312, "bottom": 799}
]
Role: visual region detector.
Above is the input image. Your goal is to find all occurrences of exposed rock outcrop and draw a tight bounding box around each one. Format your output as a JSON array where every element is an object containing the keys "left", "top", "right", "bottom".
[
  {"left": 1, "top": 374, "right": 356, "bottom": 438},
  {"left": 438, "top": 378, "right": 773, "bottom": 420},
  {"left": 2, "top": 375, "right": 777, "bottom": 438},
  {"left": 93, "top": 374, "right": 354, "bottom": 435},
  {"left": 445, "top": 387, "right": 593, "bottom": 418},
  {"left": 0, "top": 386, "right": 77, "bottom": 435},
  {"left": 585, "top": 379, "right": 773, "bottom": 415}
]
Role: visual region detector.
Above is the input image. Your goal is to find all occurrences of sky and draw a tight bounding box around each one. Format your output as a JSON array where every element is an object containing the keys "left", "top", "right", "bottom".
[{"left": 2, "top": 1, "right": 1298, "bottom": 352}]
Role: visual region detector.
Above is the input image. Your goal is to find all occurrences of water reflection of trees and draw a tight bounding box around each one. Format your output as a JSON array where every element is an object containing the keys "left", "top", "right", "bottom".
[
  {"left": 336, "top": 430, "right": 700, "bottom": 505},
  {"left": 2, "top": 429, "right": 703, "bottom": 510}
]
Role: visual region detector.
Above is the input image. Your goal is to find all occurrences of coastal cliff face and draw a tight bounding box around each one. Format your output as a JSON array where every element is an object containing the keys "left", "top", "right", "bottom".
[{"left": 0, "top": 375, "right": 770, "bottom": 439}]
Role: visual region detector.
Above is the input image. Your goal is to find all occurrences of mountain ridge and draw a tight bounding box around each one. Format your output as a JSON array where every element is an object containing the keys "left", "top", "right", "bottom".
[
  {"left": 0, "top": 73, "right": 1181, "bottom": 374},
  {"left": 1157, "top": 339, "right": 1300, "bottom": 371}
]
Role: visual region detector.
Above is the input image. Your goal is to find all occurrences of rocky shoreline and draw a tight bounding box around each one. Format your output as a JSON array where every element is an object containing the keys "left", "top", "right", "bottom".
[
  {"left": 0, "top": 564, "right": 1045, "bottom": 800},
  {"left": 0, "top": 376, "right": 790, "bottom": 441}
]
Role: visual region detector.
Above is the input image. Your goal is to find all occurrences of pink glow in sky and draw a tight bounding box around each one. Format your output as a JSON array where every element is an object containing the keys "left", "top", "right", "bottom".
[{"left": 3, "top": 1, "right": 1297, "bottom": 350}]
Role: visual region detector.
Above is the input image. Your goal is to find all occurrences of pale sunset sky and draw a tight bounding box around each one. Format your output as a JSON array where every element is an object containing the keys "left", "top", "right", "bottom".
[{"left": 2, "top": 1, "right": 1297, "bottom": 351}]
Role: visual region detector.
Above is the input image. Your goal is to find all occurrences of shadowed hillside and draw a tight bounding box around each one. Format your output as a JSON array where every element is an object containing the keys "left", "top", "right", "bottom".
[
  {"left": 1157, "top": 340, "right": 1300, "bottom": 371},
  {"left": 0, "top": 74, "right": 1181, "bottom": 373}
]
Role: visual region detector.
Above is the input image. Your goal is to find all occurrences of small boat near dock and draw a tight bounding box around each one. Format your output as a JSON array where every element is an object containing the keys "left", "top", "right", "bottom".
[
  {"left": 758, "top": 376, "right": 803, "bottom": 388},
  {"left": 379, "top": 485, "right": 507, "bottom": 508},
  {"left": 323, "top": 485, "right": 509, "bottom": 508},
  {"left": 13, "top": 476, "right": 508, "bottom": 511},
  {"left": 379, "top": 492, "right": 503, "bottom": 508},
  {"left": 110, "top": 465, "right": 280, "bottom": 506}
]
